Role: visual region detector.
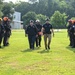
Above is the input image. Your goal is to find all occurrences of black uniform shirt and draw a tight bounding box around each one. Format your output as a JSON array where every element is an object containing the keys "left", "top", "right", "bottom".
[
  {"left": 67, "top": 24, "right": 72, "bottom": 34},
  {"left": 26, "top": 25, "right": 38, "bottom": 36},
  {"left": 70, "top": 25, "right": 75, "bottom": 34},
  {"left": 43, "top": 23, "right": 53, "bottom": 34},
  {"left": 3, "top": 21, "right": 11, "bottom": 32},
  {"left": 36, "top": 24, "right": 42, "bottom": 32},
  {"left": 0, "top": 24, "right": 5, "bottom": 34}
]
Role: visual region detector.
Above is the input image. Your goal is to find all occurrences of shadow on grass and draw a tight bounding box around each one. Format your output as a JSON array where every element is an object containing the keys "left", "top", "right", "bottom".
[
  {"left": 21, "top": 47, "right": 40, "bottom": 53},
  {"left": 38, "top": 49, "right": 50, "bottom": 54},
  {"left": 66, "top": 46, "right": 75, "bottom": 53},
  {"left": 21, "top": 49, "right": 33, "bottom": 53}
]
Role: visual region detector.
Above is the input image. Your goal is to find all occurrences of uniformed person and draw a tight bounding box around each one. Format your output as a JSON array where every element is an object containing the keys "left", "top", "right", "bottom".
[
  {"left": 70, "top": 21, "right": 75, "bottom": 48},
  {"left": 42, "top": 18, "right": 54, "bottom": 50},
  {"left": 35, "top": 20, "right": 42, "bottom": 47},
  {"left": 3, "top": 17, "right": 11, "bottom": 46},
  {"left": 0, "top": 18, "right": 5, "bottom": 48},
  {"left": 67, "top": 19, "right": 73, "bottom": 46},
  {"left": 26, "top": 20, "right": 38, "bottom": 49},
  {"left": 6, "top": 19, "right": 11, "bottom": 45}
]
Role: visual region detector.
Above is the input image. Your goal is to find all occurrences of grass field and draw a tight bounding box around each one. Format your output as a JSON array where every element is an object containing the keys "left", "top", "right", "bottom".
[{"left": 0, "top": 29, "right": 75, "bottom": 75}]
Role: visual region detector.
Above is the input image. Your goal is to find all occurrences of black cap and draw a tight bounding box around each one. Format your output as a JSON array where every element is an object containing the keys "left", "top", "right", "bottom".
[{"left": 30, "top": 20, "right": 34, "bottom": 23}]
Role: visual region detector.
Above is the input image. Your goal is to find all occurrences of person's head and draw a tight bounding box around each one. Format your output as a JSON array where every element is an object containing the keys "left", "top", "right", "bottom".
[
  {"left": 3, "top": 17, "right": 8, "bottom": 22},
  {"left": 36, "top": 19, "right": 40, "bottom": 25},
  {"left": 30, "top": 20, "right": 34, "bottom": 25},
  {"left": 46, "top": 18, "right": 50, "bottom": 24}
]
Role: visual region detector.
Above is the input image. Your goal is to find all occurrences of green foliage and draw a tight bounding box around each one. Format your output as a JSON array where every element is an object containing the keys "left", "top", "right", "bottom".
[
  {"left": 71, "top": 17, "right": 75, "bottom": 20},
  {"left": 22, "top": 11, "right": 37, "bottom": 25},
  {"left": 36, "top": 14, "right": 47, "bottom": 24},
  {"left": 0, "top": 11, "right": 3, "bottom": 17},
  {"left": 50, "top": 11, "right": 68, "bottom": 28},
  {"left": 0, "top": 0, "right": 3, "bottom": 17},
  {"left": 2, "top": 3, "right": 14, "bottom": 20}
]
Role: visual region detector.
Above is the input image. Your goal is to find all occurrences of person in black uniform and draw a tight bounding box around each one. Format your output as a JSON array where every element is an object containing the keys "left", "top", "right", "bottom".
[
  {"left": 3, "top": 17, "right": 11, "bottom": 46},
  {"left": 6, "top": 19, "right": 11, "bottom": 45},
  {"left": 26, "top": 20, "right": 38, "bottom": 49},
  {"left": 35, "top": 20, "right": 42, "bottom": 47},
  {"left": 70, "top": 22, "right": 75, "bottom": 48},
  {"left": 67, "top": 20, "right": 73, "bottom": 46},
  {"left": 0, "top": 18, "right": 5, "bottom": 48},
  {"left": 42, "top": 18, "right": 54, "bottom": 50}
]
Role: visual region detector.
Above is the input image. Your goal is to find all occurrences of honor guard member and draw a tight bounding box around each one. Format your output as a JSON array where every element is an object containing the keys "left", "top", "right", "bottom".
[
  {"left": 35, "top": 20, "right": 42, "bottom": 47},
  {"left": 26, "top": 20, "right": 38, "bottom": 49},
  {"left": 0, "top": 18, "right": 5, "bottom": 48},
  {"left": 3, "top": 17, "right": 11, "bottom": 46},
  {"left": 6, "top": 19, "right": 11, "bottom": 45},
  {"left": 42, "top": 18, "right": 54, "bottom": 50},
  {"left": 70, "top": 21, "right": 75, "bottom": 48},
  {"left": 67, "top": 19, "right": 73, "bottom": 46}
]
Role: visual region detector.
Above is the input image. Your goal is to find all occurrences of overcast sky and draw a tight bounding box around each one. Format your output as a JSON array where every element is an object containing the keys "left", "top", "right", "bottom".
[{"left": 4, "top": 0, "right": 28, "bottom": 3}]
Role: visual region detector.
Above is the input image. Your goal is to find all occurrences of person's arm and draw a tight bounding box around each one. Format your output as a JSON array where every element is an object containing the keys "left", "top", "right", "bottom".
[
  {"left": 41, "top": 27, "right": 45, "bottom": 35},
  {"left": 52, "top": 28, "right": 54, "bottom": 37},
  {"left": 25, "top": 26, "right": 28, "bottom": 37},
  {"left": 51, "top": 25, "right": 54, "bottom": 37}
]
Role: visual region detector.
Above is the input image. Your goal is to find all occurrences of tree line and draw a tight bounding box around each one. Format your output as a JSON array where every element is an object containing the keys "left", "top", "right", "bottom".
[{"left": 0, "top": 0, "right": 75, "bottom": 28}]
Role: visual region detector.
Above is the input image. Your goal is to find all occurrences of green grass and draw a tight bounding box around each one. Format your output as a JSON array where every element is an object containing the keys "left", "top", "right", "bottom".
[{"left": 0, "top": 29, "right": 75, "bottom": 75}]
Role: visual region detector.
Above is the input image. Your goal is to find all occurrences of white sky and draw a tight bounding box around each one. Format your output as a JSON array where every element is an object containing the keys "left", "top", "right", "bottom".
[{"left": 4, "top": 0, "right": 28, "bottom": 3}]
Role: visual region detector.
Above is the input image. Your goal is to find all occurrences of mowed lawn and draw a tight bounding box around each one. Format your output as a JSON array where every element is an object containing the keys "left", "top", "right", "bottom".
[{"left": 0, "top": 29, "right": 75, "bottom": 75}]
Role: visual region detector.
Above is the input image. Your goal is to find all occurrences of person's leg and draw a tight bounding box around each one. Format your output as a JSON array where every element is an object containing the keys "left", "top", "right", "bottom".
[
  {"left": 73, "top": 36, "right": 75, "bottom": 47},
  {"left": 28, "top": 35, "right": 32, "bottom": 49},
  {"left": 48, "top": 34, "right": 51, "bottom": 49},
  {"left": 69, "top": 34, "right": 72, "bottom": 46},
  {"left": 6, "top": 32, "right": 11, "bottom": 45},
  {"left": 44, "top": 34, "right": 47, "bottom": 49},
  {"left": 32, "top": 35, "right": 36, "bottom": 49},
  {"left": 0, "top": 35, "right": 3, "bottom": 48},
  {"left": 36, "top": 36, "right": 38, "bottom": 47},
  {"left": 3, "top": 33, "right": 8, "bottom": 46}
]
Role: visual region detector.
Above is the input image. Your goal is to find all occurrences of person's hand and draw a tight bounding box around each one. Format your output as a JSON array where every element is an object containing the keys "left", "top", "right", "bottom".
[{"left": 36, "top": 35, "right": 38, "bottom": 37}]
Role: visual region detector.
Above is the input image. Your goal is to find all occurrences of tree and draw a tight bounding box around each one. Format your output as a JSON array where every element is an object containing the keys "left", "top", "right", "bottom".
[
  {"left": 22, "top": 11, "right": 37, "bottom": 25},
  {"left": 36, "top": 14, "right": 47, "bottom": 24},
  {"left": 15, "top": 2, "right": 30, "bottom": 19},
  {"left": 2, "top": 2, "right": 14, "bottom": 20},
  {"left": 0, "top": 0, "right": 3, "bottom": 17},
  {"left": 28, "top": 0, "right": 38, "bottom": 3},
  {"left": 50, "top": 11, "right": 68, "bottom": 28}
]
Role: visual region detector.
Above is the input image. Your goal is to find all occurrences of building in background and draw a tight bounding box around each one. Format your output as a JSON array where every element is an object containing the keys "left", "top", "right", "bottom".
[{"left": 11, "top": 11, "right": 23, "bottom": 29}]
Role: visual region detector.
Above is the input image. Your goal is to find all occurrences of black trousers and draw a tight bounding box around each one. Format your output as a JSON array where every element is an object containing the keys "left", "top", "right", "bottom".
[
  {"left": 72, "top": 35, "right": 75, "bottom": 47},
  {"left": 28, "top": 35, "right": 36, "bottom": 49},
  {"left": 3, "top": 32, "right": 8, "bottom": 46},
  {"left": 0, "top": 34, "right": 3, "bottom": 46},
  {"left": 69, "top": 34, "right": 73, "bottom": 46},
  {"left": 36, "top": 35, "right": 41, "bottom": 47}
]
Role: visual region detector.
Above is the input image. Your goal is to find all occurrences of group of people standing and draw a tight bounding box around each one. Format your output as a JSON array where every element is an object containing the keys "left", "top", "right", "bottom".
[
  {"left": 25, "top": 18, "right": 54, "bottom": 50},
  {"left": 0, "top": 17, "right": 11, "bottom": 48},
  {"left": 67, "top": 20, "right": 75, "bottom": 48}
]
